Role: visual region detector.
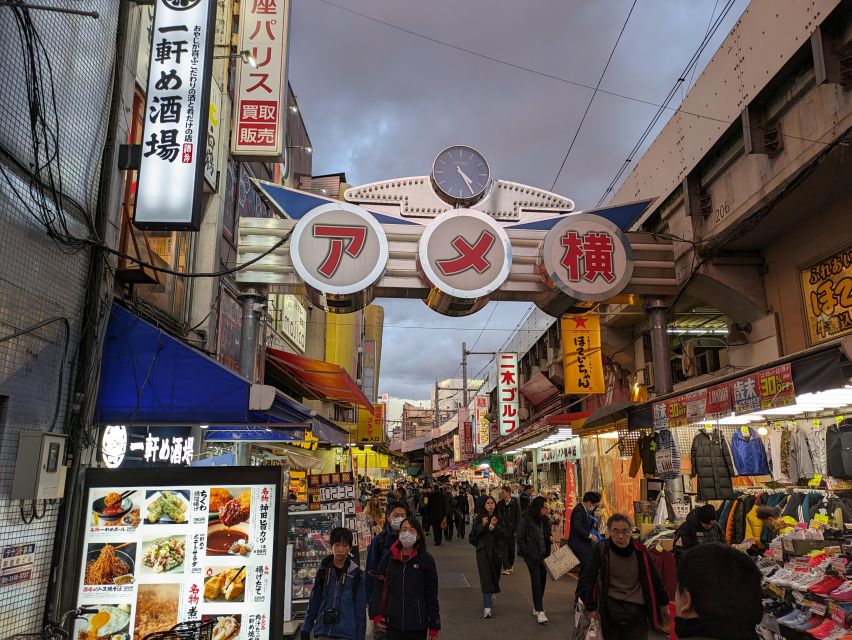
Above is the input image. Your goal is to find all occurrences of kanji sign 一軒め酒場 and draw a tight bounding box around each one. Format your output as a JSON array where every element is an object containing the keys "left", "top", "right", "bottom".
[
  {"left": 232, "top": 0, "right": 291, "bottom": 159},
  {"left": 539, "top": 214, "right": 634, "bottom": 303},
  {"left": 561, "top": 314, "right": 604, "bottom": 394},
  {"left": 497, "top": 353, "right": 519, "bottom": 436},
  {"left": 134, "top": 0, "right": 216, "bottom": 230}
]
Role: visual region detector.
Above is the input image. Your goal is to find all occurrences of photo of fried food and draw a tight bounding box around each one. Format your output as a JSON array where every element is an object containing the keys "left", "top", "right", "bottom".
[
  {"left": 203, "top": 567, "right": 245, "bottom": 602},
  {"left": 217, "top": 489, "right": 250, "bottom": 528},
  {"left": 134, "top": 584, "right": 179, "bottom": 640},
  {"left": 209, "top": 488, "right": 233, "bottom": 513},
  {"left": 103, "top": 492, "right": 122, "bottom": 508},
  {"left": 146, "top": 491, "right": 188, "bottom": 524}
]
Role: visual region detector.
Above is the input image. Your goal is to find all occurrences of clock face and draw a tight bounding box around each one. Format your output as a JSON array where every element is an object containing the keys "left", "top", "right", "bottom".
[{"left": 431, "top": 145, "right": 490, "bottom": 204}]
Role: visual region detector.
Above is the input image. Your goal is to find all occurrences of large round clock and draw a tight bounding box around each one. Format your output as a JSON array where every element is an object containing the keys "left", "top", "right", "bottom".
[{"left": 431, "top": 145, "right": 491, "bottom": 205}]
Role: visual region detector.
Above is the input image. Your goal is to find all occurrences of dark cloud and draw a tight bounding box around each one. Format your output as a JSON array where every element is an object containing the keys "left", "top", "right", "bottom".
[{"left": 288, "top": 0, "right": 748, "bottom": 410}]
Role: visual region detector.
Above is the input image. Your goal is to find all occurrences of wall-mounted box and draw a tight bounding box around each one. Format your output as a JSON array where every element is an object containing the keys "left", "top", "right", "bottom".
[{"left": 10, "top": 432, "right": 68, "bottom": 500}]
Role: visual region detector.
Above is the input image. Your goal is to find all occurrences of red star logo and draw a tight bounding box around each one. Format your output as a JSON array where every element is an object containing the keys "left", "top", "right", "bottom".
[{"left": 572, "top": 317, "right": 589, "bottom": 329}]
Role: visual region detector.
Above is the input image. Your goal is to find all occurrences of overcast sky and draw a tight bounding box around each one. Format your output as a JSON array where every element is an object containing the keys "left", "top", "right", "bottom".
[{"left": 287, "top": 0, "right": 749, "bottom": 419}]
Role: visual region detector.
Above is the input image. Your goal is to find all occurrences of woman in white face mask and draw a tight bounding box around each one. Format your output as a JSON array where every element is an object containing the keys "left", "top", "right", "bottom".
[
  {"left": 365, "top": 503, "right": 409, "bottom": 606},
  {"left": 369, "top": 517, "right": 441, "bottom": 640}
]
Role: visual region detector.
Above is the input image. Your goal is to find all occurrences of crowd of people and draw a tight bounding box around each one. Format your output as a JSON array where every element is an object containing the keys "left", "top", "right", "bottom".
[{"left": 300, "top": 478, "right": 765, "bottom": 640}]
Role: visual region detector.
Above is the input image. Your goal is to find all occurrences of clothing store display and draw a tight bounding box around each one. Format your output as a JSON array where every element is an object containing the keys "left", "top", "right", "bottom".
[
  {"left": 730, "top": 426, "right": 770, "bottom": 476},
  {"left": 654, "top": 429, "right": 680, "bottom": 479},
  {"left": 691, "top": 428, "right": 735, "bottom": 500},
  {"left": 768, "top": 429, "right": 789, "bottom": 482},
  {"left": 826, "top": 420, "right": 852, "bottom": 479},
  {"left": 789, "top": 424, "right": 816, "bottom": 482},
  {"left": 806, "top": 422, "right": 828, "bottom": 475}
]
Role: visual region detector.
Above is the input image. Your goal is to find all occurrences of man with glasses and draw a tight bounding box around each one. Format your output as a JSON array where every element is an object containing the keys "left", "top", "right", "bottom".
[{"left": 580, "top": 514, "right": 669, "bottom": 640}]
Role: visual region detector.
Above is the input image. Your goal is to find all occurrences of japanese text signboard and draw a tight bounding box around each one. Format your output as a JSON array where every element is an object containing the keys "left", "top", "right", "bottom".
[
  {"left": 561, "top": 314, "right": 605, "bottom": 394},
  {"left": 497, "top": 353, "right": 519, "bottom": 436},
  {"left": 308, "top": 473, "right": 356, "bottom": 531},
  {"left": 232, "top": 0, "right": 291, "bottom": 159},
  {"left": 732, "top": 364, "right": 795, "bottom": 414},
  {"left": 652, "top": 390, "right": 708, "bottom": 429},
  {"left": 76, "top": 467, "right": 282, "bottom": 640},
  {"left": 356, "top": 404, "right": 384, "bottom": 445},
  {"left": 474, "top": 395, "right": 490, "bottom": 453},
  {"left": 800, "top": 246, "right": 852, "bottom": 345},
  {"left": 134, "top": 0, "right": 216, "bottom": 230}
]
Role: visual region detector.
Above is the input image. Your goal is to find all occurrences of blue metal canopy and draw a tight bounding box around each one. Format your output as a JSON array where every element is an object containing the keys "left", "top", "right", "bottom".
[
  {"left": 507, "top": 199, "right": 656, "bottom": 231},
  {"left": 95, "top": 303, "right": 313, "bottom": 425}
]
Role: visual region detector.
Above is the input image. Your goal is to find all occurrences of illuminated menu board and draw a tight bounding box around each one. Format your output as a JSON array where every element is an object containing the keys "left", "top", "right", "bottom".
[{"left": 75, "top": 467, "right": 284, "bottom": 640}]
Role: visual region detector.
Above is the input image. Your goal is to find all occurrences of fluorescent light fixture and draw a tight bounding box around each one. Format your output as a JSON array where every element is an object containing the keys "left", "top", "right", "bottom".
[
  {"left": 757, "top": 426, "right": 768, "bottom": 436},
  {"left": 199, "top": 424, "right": 209, "bottom": 429}
]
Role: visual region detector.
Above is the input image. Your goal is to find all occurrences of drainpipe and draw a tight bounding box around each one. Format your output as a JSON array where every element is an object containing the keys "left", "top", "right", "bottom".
[{"left": 644, "top": 298, "right": 673, "bottom": 395}]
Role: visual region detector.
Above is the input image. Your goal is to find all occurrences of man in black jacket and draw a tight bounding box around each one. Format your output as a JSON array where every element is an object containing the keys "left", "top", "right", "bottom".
[
  {"left": 517, "top": 496, "right": 553, "bottom": 624},
  {"left": 672, "top": 504, "right": 724, "bottom": 562},
  {"left": 567, "top": 491, "right": 601, "bottom": 602},
  {"left": 495, "top": 485, "right": 521, "bottom": 574},
  {"left": 427, "top": 484, "right": 448, "bottom": 546},
  {"left": 519, "top": 484, "right": 534, "bottom": 513}
]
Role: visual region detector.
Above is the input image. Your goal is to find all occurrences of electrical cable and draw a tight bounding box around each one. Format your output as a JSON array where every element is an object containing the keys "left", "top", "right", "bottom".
[{"left": 550, "top": 0, "right": 637, "bottom": 192}]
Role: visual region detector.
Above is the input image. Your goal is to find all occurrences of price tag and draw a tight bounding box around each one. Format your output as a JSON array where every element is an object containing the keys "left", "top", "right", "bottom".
[
  {"left": 813, "top": 419, "right": 821, "bottom": 427},
  {"left": 741, "top": 426, "right": 751, "bottom": 436},
  {"left": 809, "top": 474, "right": 823, "bottom": 488},
  {"left": 837, "top": 416, "right": 845, "bottom": 425},
  {"left": 814, "top": 513, "right": 830, "bottom": 524}
]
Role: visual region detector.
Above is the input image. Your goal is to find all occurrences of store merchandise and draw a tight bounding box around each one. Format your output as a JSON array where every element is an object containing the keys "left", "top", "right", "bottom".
[
  {"left": 654, "top": 429, "right": 681, "bottom": 480},
  {"left": 730, "top": 427, "right": 770, "bottom": 476},
  {"left": 826, "top": 420, "right": 852, "bottom": 479},
  {"left": 690, "top": 428, "right": 736, "bottom": 500}
]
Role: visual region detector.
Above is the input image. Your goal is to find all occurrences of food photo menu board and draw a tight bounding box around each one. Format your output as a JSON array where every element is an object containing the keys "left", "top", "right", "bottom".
[{"left": 75, "top": 467, "right": 284, "bottom": 640}]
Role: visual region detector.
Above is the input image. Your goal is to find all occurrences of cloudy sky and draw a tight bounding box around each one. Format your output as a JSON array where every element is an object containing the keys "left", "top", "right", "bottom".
[{"left": 287, "top": 0, "right": 749, "bottom": 418}]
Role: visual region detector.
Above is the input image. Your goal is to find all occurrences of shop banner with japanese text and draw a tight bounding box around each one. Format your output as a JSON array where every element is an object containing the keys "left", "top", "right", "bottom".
[
  {"left": 356, "top": 404, "right": 384, "bottom": 445},
  {"left": 474, "top": 395, "right": 489, "bottom": 454},
  {"left": 563, "top": 462, "right": 578, "bottom": 540},
  {"left": 497, "top": 353, "right": 520, "bottom": 436},
  {"left": 732, "top": 363, "right": 795, "bottom": 413},
  {"left": 562, "top": 314, "right": 605, "bottom": 394},
  {"left": 800, "top": 246, "right": 852, "bottom": 344},
  {"left": 652, "top": 390, "right": 708, "bottom": 429}
]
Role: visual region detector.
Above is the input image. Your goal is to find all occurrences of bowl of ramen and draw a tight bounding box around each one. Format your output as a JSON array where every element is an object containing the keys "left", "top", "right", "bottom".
[{"left": 84, "top": 543, "right": 135, "bottom": 585}]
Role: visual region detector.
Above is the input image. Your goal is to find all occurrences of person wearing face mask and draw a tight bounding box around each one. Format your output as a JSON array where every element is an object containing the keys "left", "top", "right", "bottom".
[
  {"left": 581, "top": 514, "right": 669, "bottom": 640},
  {"left": 369, "top": 517, "right": 441, "bottom": 640},
  {"left": 672, "top": 543, "right": 762, "bottom": 639},
  {"left": 568, "top": 491, "right": 602, "bottom": 603},
  {"left": 516, "top": 496, "right": 553, "bottom": 624},
  {"left": 365, "top": 502, "right": 409, "bottom": 606},
  {"left": 468, "top": 496, "right": 503, "bottom": 618}
]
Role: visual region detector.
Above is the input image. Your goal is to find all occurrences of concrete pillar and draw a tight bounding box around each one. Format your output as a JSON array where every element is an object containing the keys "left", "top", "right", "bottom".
[{"left": 644, "top": 298, "right": 673, "bottom": 395}]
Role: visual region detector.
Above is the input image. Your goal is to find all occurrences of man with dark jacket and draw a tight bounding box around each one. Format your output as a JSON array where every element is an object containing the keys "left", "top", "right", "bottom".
[
  {"left": 568, "top": 491, "right": 601, "bottom": 601},
  {"left": 454, "top": 488, "right": 470, "bottom": 539},
  {"left": 365, "top": 502, "right": 408, "bottom": 598},
  {"left": 519, "top": 484, "right": 535, "bottom": 513},
  {"left": 302, "top": 527, "right": 366, "bottom": 640},
  {"left": 426, "top": 485, "right": 448, "bottom": 546},
  {"left": 581, "top": 514, "right": 669, "bottom": 639},
  {"left": 673, "top": 504, "right": 724, "bottom": 562},
  {"left": 418, "top": 486, "right": 432, "bottom": 535},
  {"left": 495, "top": 485, "right": 521, "bottom": 574}
]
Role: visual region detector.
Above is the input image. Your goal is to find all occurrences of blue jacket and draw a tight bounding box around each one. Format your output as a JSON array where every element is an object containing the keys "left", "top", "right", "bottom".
[
  {"left": 731, "top": 427, "right": 770, "bottom": 476},
  {"left": 365, "top": 522, "right": 398, "bottom": 597},
  {"left": 302, "top": 556, "right": 366, "bottom": 640}
]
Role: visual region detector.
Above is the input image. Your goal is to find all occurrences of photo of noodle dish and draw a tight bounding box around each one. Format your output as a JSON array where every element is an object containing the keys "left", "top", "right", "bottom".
[
  {"left": 140, "top": 536, "right": 185, "bottom": 574},
  {"left": 74, "top": 604, "right": 131, "bottom": 640},
  {"left": 84, "top": 543, "right": 135, "bottom": 585},
  {"left": 143, "top": 490, "right": 189, "bottom": 524},
  {"left": 201, "top": 615, "right": 241, "bottom": 640},
  {"left": 134, "top": 584, "right": 178, "bottom": 640}
]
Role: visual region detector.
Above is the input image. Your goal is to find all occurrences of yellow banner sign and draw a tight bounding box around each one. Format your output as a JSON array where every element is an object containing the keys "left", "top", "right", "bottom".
[
  {"left": 562, "top": 313, "right": 605, "bottom": 394},
  {"left": 801, "top": 246, "right": 852, "bottom": 344},
  {"left": 357, "top": 404, "right": 385, "bottom": 444}
]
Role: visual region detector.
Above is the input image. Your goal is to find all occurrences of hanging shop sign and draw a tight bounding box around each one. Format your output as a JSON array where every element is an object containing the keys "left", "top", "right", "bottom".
[
  {"left": 361, "top": 340, "right": 377, "bottom": 402},
  {"left": 308, "top": 473, "right": 356, "bottom": 531},
  {"left": 652, "top": 390, "right": 708, "bottom": 429},
  {"left": 536, "top": 438, "right": 580, "bottom": 464},
  {"left": 705, "top": 381, "right": 734, "bottom": 418},
  {"left": 289, "top": 203, "right": 389, "bottom": 310},
  {"left": 232, "top": 0, "right": 291, "bottom": 159},
  {"left": 497, "top": 353, "right": 520, "bottom": 436},
  {"left": 99, "top": 425, "right": 194, "bottom": 468},
  {"left": 732, "top": 363, "right": 795, "bottom": 414},
  {"left": 562, "top": 313, "right": 605, "bottom": 394},
  {"left": 134, "top": 0, "right": 216, "bottom": 230},
  {"left": 801, "top": 246, "right": 852, "bottom": 345},
  {"left": 539, "top": 213, "right": 634, "bottom": 302},
  {"left": 474, "top": 395, "right": 490, "bottom": 453},
  {"left": 453, "top": 434, "right": 461, "bottom": 463},
  {"left": 203, "top": 78, "right": 223, "bottom": 190},
  {"left": 356, "top": 403, "right": 384, "bottom": 445},
  {"left": 418, "top": 209, "right": 513, "bottom": 316},
  {"left": 77, "top": 467, "right": 283, "bottom": 640}
]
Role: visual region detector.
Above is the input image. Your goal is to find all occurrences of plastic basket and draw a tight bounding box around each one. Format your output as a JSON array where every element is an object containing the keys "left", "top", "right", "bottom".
[{"left": 140, "top": 620, "right": 214, "bottom": 640}]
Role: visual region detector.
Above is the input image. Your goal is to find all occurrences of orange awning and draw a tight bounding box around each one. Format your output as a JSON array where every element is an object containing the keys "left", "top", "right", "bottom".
[{"left": 266, "top": 348, "right": 372, "bottom": 409}]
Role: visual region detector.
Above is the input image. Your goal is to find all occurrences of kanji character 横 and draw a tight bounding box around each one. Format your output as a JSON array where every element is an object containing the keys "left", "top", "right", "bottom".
[{"left": 581, "top": 232, "right": 615, "bottom": 283}]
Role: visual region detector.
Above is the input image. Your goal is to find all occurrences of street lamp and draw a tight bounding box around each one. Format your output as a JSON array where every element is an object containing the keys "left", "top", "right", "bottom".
[{"left": 213, "top": 49, "right": 257, "bottom": 68}]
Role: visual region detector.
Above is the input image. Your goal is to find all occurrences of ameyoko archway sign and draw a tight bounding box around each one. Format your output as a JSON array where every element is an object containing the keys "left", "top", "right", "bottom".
[{"left": 236, "top": 146, "right": 678, "bottom": 317}]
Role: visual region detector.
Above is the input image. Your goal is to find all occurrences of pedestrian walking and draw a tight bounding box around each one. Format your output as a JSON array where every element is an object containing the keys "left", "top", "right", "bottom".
[
  {"left": 581, "top": 514, "right": 670, "bottom": 640},
  {"left": 468, "top": 495, "right": 503, "bottom": 618},
  {"left": 418, "top": 486, "right": 432, "bottom": 536},
  {"left": 454, "top": 487, "right": 469, "bottom": 539},
  {"left": 365, "top": 502, "right": 408, "bottom": 603},
  {"left": 567, "top": 491, "right": 601, "bottom": 601},
  {"left": 369, "top": 517, "right": 441, "bottom": 640},
  {"left": 672, "top": 543, "right": 762, "bottom": 639},
  {"left": 442, "top": 486, "right": 457, "bottom": 541},
  {"left": 495, "top": 485, "right": 520, "bottom": 574},
  {"left": 302, "top": 527, "right": 366, "bottom": 640},
  {"left": 426, "top": 484, "right": 448, "bottom": 546},
  {"left": 519, "top": 484, "right": 534, "bottom": 513},
  {"left": 365, "top": 489, "right": 385, "bottom": 536},
  {"left": 516, "top": 496, "right": 552, "bottom": 624}
]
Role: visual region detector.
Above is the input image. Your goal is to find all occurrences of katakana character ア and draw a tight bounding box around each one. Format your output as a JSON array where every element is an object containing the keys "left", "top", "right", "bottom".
[
  {"left": 582, "top": 232, "right": 616, "bottom": 283},
  {"left": 143, "top": 129, "right": 181, "bottom": 163},
  {"left": 148, "top": 95, "right": 183, "bottom": 124}
]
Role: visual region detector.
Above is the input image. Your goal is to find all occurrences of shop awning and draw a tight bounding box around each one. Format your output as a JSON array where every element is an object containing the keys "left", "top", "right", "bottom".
[
  {"left": 266, "top": 348, "right": 372, "bottom": 409},
  {"left": 95, "top": 304, "right": 313, "bottom": 425},
  {"left": 520, "top": 372, "right": 560, "bottom": 405},
  {"left": 406, "top": 466, "right": 423, "bottom": 476}
]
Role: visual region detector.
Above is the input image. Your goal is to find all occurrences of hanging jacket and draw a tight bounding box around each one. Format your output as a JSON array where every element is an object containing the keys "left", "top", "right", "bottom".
[
  {"left": 826, "top": 420, "right": 852, "bottom": 479},
  {"left": 806, "top": 423, "right": 828, "bottom": 475},
  {"left": 717, "top": 500, "right": 733, "bottom": 534},
  {"left": 691, "top": 429, "right": 735, "bottom": 500},
  {"left": 730, "top": 428, "right": 770, "bottom": 476},
  {"left": 303, "top": 557, "right": 366, "bottom": 640},
  {"left": 745, "top": 503, "right": 764, "bottom": 545},
  {"left": 655, "top": 429, "right": 681, "bottom": 479},
  {"left": 789, "top": 425, "right": 816, "bottom": 482}
]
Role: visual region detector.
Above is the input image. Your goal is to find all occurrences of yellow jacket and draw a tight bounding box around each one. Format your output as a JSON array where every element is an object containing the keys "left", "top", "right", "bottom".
[{"left": 745, "top": 504, "right": 764, "bottom": 546}]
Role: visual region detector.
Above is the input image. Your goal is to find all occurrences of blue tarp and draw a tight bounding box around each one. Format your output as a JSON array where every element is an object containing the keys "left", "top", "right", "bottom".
[{"left": 95, "top": 304, "right": 313, "bottom": 425}]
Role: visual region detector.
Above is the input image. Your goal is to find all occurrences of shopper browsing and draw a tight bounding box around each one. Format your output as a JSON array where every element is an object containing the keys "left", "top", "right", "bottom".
[
  {"left": 468, "top": 496, "right": 504, "bottom": 618},
  {"left": 516, "top": 496, "right": 553, "bottom": 624},
  {"left": 673, "top": 543, "right": 762, "bottom": 639},
  {"left": 672, "top": 504, "right": 724, "bottom": 562},
  {"left": 581, "top": 514, "right": 669, "bottom": 640},
  {"left": 369, "top": 518, "right": 441, "bottom": 640},
  {"left": 302, "top": 527, "right": 366, "bottom": 640}
]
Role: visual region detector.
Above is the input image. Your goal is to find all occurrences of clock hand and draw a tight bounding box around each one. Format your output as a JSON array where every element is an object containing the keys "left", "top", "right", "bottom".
[{"left": 456, "top": 166, "right": 475, "bottom": 195}]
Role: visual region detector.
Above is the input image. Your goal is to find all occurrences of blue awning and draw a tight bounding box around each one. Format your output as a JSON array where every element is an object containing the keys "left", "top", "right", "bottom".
[{"left": 95, "top": 303, "right": 314, "bottom": 425}]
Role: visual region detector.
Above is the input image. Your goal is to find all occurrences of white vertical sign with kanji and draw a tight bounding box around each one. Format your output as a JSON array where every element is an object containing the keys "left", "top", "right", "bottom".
[
  {"left": 232, "top": 0, "right": 291, "bottom": 159},
  {"left": 134, "top": 0, "right": 216, "bottom": 231},
  {"left": 497, "top": 353, "right": 519, "bottom": 436},
  {"left": 474, "top": 395, "right": 490, "bottom": 453}
]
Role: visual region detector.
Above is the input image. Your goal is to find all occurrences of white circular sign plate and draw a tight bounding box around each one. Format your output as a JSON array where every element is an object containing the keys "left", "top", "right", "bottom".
[
  {"left": 290, "top": 203, "right": 389, "bottom": 295},
  {"left": 540, "top": 214, "right": 634, "bottom": 302},
  {"left": 419, "top": 209, "right": 512, "bottom": 299}
]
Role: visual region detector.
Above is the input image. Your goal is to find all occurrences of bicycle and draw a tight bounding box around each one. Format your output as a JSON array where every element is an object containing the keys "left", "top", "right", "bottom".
[{"left": 6, "top": 607, "right": 98, "bottom": 640}]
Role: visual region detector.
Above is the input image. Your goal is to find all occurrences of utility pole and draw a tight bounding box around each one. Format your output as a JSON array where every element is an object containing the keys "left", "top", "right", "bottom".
[
  {"left": 461, "top": 342, "right": 468, "bottom": 410},
  {"left": 433, "top": 379, "right": 439, "bottom": 431}
]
